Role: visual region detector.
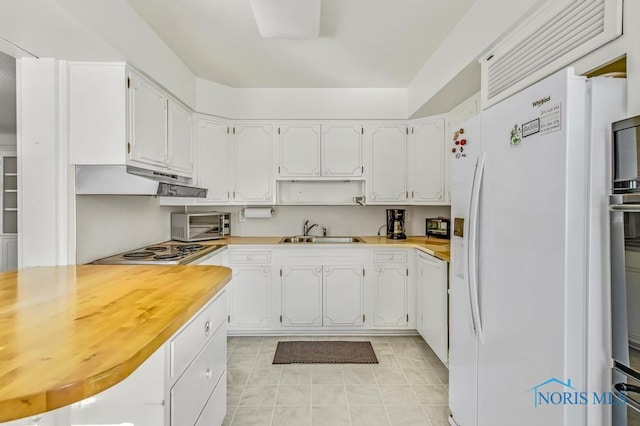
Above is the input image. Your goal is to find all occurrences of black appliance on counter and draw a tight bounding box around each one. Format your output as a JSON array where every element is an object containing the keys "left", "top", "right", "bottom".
[
  {"left": 426, "top": 217, "right": 451, "bottom": 239},
  {"left": 386, "top": 209, "right": 407, "bottom": 240}
]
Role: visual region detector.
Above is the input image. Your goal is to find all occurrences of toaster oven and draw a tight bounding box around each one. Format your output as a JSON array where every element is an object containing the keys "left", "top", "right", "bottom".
[
  {"left": 171, "top": 212, "right": 231, "bottom": 241},
  {"left": 426, "top": 217, "right": 450, "bottom": 239}
]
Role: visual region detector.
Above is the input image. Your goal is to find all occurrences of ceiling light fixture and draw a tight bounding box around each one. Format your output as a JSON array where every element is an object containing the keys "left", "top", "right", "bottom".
[{"left": 249, "top": 0, "right": 322, "bottom": 39}]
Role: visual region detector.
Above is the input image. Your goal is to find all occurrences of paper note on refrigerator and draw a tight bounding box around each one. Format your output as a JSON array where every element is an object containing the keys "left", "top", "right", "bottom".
[{"left": 540, "top": 103, "right": 562, "bottom": 135}]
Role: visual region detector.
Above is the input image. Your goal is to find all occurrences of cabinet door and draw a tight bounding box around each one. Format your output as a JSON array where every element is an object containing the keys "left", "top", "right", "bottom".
[
  {"left": 278, "top": 124, "right": 321, "bottom": 177},
  {"left": 196, "top": 118, "right": 233, "bottom": 202},
  {"left": 128, "top": 72, "right": 167, "bottom": 168},
  {"left": 281, "top": 266, "right": 323, "bottom": 327},
  {"left": 229, "top": 266, "right": 271, "bottom": 328},
  {"left": 1, "top": 236, "right": 17, "bottom": 272},
  {"left": 409, "top": 119, "right": 445, "bottom": 203},
  {"left": 626, "top": 251, "right": 640, "bottom": 346},
  {"left": 367, "top": 125, "right": 407, "bottom": 203},
  {"left": 323, "top": 265, "right": 364, "bottom": 326},
  {"left": 167, "top": 99, "right": 193, "bottom": 177},
  {"left": 373, "top": 265, "right": 408, "bottom": 326},
  {"left": 234, "top": 124, "right": 274, "bottom": 203},
  {"left": 418, "top": 253, "right": 448, "bottom": 364},
  {"left": 321, "top": 124, "right": 363, "bottom": 177}
]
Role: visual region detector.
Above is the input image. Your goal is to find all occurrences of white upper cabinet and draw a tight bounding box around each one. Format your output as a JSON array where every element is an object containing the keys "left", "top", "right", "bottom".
[
  {"left": 234, "top": 123, "right": 274, "bottom": 204},
  {"left": 195, "top": 117, "right": 233, "bottom": 202},
  {"left": 276, "top": 123, "right": 363, "bottom": 179},
  {"left": 167, "top": 99, "right": 193, "bottom": 175},
  {"left": 409, "top": 117, "right": 446, "bottom": 204},
  {"left": 68, "top": 63, "right": 193, "bottom": 178},
  {"left": 366, "top": 124, "right": 408, "bottom": 204},
  {"left": 278, "top": 124, "right": 321, "bottom": 177},
  {"left": 128, "top": 71, "right": 168, "bottom": 170},
  {"left": 321, "top": 124, "right": 363, "bottom": 177}
]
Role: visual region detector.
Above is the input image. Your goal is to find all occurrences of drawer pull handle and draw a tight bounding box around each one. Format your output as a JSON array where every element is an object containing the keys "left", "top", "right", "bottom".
[
  {"left": 204, "top": 320, "right": 211, "bottom": 336},
  {"left": 205, "top": 368, "right": 213, "bottom": 379}
]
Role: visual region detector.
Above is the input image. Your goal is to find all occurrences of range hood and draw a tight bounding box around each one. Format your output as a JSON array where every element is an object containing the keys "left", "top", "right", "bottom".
[{"left": 75, "top": 165, "right": 208, "bottom": 198}]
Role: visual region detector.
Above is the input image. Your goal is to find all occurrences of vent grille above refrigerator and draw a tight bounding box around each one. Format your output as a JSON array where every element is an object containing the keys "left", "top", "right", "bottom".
[{"left": 481, "top": 0, "right": 622, "bottom": 108}]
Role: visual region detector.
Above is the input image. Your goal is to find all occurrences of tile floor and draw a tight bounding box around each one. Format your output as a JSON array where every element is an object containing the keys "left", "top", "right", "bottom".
[{"left": 224, "top": 335, "right": 450, "bottom": 426}]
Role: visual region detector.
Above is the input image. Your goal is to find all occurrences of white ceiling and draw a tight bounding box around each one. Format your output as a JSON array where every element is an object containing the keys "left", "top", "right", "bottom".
[{"left": 125, "top": 0, "right": 475, "bottom": 88}]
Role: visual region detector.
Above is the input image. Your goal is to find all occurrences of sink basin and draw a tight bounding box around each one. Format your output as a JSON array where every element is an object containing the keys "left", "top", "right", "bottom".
[
  {"left": 279, "top": 236, "right": 366, "bottom": 244},
  {"left": 280, "top": 236, "right": 313, "bottom": 243}
]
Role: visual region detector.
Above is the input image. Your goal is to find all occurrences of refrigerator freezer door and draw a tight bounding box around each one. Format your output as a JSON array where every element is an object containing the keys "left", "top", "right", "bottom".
[
  {"left": 449, "top": 115, "right": 481, "bottom": 426},
  {"left": 476, "top": 69, "right": 589, "bottom": 426}
]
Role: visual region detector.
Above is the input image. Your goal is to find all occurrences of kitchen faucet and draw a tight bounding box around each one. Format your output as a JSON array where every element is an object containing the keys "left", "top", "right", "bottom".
[{"left": 303, "top": 220, "right": 318, "bottom": 236}]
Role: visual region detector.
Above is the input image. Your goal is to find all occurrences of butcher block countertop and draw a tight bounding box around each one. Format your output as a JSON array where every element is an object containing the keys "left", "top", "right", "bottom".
[
  {"left": 0, "top": 265, "right": 231, "bottom": 422},
  {"left": 212, "top": 236, "right": 450, "bottom": 262}
]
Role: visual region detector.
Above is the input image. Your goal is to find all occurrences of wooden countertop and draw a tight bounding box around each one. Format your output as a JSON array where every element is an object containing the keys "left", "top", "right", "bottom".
[
  {"left": 0, "top": 265, "right": 231, "bottom": 422},
  {"left": 202, "top": 236, "right": 450, "bottom": 262}
]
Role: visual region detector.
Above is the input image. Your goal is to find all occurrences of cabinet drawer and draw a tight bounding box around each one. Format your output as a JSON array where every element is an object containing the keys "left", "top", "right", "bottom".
[
  {"left": 170, "top": 289, "right": 227, "bottom": 380},
  {"left": 195, "top": 371, "right": 227, "bottom": 426},
  {"left": 372, "top": 250, "right": 407, "bottom": 263},
  {"left": 229, "top": 250, "right": 271, "bottom": 264},
  {"left": 171, "top": 321, "right": 227, "bottom": 426}
]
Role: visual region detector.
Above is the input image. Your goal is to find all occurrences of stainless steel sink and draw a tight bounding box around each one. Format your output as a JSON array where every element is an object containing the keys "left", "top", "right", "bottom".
[
  {"left": 280, "top": 236, "right": 313, "bottom": 243},
  {"left": 279, "top": 236, "right": 366, "bottom": 244}
]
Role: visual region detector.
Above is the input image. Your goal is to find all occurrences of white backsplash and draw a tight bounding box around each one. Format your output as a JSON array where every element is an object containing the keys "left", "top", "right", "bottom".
[
  {"left": 187, "top": 205, "right": 451, "bottom": 237},
  {"left": 75, "top": 196, "right": 450, "bottom": 264}
]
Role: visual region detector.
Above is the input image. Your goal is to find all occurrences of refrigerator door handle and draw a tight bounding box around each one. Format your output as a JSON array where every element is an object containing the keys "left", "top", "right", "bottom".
[
  {"left": 612, "top": 382, "right": 640, "bottom": 413},
  {"left": 610, "top": 204, "right": 640, "bottom": 212},
  {"left": 465, "top": 158, "right": 480, "bottom": 335},
  {"left": 469, "top": 154, "right": 486, "bottom": 344}
]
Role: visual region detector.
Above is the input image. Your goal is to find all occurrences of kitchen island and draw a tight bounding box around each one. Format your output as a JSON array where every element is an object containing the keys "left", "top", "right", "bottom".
[{"left": 0, "top": 265, "right": 231, "bottom": 423}]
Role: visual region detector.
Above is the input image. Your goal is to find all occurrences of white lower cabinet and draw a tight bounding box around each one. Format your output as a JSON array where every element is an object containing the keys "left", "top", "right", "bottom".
[
  {"left": 373, "top": 265, "right": 408, "bottom": 326},
  {"left": 278, "top": 249, "right": 366, "bottom": 330},
  {"left": 371, "top": 249, "right": 411, "bottom": 327},
  {"left": 281, "top": 265, "right": 323, "bottom": 326},
  {"left": 228, "top": 250, "right": 272, "bottom": 330},
  {"left": 323, "top": 265, "right": 365, "bottom": 326},
  {"left": 417, "top": 252, "right": 449, "bottom": 364},
  {"left": 280, "top": 264, "right": 365, "bottom": 328},
  {"left": 43, "top": 288, "right": 229, "bottom": 426},
  {"left": 0, "top": 235, "right": 17, "bottom": 272}
]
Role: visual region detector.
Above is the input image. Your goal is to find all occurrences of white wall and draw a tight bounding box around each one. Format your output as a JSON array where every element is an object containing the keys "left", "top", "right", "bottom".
[
  {"left": 182, "top": 205, "right": 450, "bottom": 238},
  {"left": 196, "top": 78, "right": 408, "bottom": 120},
  {"left": 569, "top": 0, "right": 640, "bottom": 117},
  {"left": 17, "top": 58, "right": 67, "bottom": 267},
  {"left": 75, "top": 201, "right": 451, "bottom": 263},
  {"left": 75, "top": 196, "right": 176, "bottom": 264},
  {"left": 0, "top": 0, "right": 197, "bottom": 107},
  {"left": 407, "top": 0, "right": 541, "bottom": 116}
]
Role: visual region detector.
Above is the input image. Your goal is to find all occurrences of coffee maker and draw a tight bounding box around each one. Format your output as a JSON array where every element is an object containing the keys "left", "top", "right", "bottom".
[{"left": 386, "top": 209, "right": 407, "bottom": 240}]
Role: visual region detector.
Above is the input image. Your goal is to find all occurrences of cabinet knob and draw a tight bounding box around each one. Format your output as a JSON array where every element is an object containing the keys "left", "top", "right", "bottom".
[
  {"left": 247, "top": 255, "right": 253, "bottom": 261},
  {"left": 205, "top": 368, "right": 213, "bottom": 379},
  {"left": 315, "top": 268, "right": 321, "bottom": 273},
  {"left": 204, "top": 320, "right": 211, "bottom": 336}
]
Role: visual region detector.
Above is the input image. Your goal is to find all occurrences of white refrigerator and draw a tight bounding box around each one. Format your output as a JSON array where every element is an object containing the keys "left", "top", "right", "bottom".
[{"left": 449, "top": 68, "right": 626, "bottom": 426}]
